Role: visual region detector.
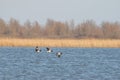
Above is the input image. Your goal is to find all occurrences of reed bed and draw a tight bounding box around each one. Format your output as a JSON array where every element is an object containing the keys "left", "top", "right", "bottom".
[{"left": 0, "top": 38, "right": 120, "bottom": 47}]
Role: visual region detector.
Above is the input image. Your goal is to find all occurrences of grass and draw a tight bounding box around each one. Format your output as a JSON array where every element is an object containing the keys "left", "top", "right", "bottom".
[{"left": 0, "top": 38, "right": 120, "bottom": 47}]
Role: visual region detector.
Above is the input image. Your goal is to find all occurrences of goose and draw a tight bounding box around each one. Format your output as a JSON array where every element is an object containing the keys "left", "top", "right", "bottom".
[
  {"left": 56, "top": 52, "right": 62, "bottom": 58},
  {"left": 46, "top": 47, "right": 53, "bottom": 53},
  {"left": 35, "top": 46, "right": 41, "bottom": 52}
]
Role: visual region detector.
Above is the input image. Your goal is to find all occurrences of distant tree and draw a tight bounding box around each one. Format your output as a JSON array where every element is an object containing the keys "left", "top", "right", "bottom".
[
  {"left": 75, "top": 20, "right": 101, "bottom": 38},
  {"left": 8, "top": 18, "right": 21, "bottom": 37},
  {"left": 31, "top": 21, "right": 42, "bottom": 38},
  {"left": 23, "top": 20, "right": 32, "bottom": 38},
  {"left": 45, "top": 19, "right": 72, "bottom": 38},
  {"left": 44, "top": 19, "right": 55, "bottom": 37},
  {"left": 101, "top": 22, "right": 120, "bottom": 39},
  {"left": 68, "top": 19, "right": 75, "bottom": 38},
  {"left": 0, "top": 18, "right": 7, "bottom": 36},
  {"left": 0, "top": 18, "right": 120, "bottom": 39}
]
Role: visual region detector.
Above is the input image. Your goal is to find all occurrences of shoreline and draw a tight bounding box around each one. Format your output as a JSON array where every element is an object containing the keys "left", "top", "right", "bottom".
[{"left": 0, "top": 38, "right": 120, "bottom": 48}]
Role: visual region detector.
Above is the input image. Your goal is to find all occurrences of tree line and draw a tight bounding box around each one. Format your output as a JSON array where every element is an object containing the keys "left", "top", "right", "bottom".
[{"left": 0, "top": 18, "right": 120, "bottom": 39}]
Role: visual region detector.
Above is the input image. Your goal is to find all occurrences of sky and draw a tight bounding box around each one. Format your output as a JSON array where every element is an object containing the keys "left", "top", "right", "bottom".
[{"left": 0, "top": 0, "right": 120, "bottom": 25}]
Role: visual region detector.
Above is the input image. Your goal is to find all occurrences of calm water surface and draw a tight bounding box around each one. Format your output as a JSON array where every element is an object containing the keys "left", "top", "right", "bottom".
[{"left": 0, "top": 47, "right": 120, "bottom": 80}]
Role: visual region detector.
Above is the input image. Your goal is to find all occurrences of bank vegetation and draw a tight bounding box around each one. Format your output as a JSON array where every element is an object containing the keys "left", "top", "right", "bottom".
[{"left": 0, "top": 18, "right": 120, "bottom": 47}]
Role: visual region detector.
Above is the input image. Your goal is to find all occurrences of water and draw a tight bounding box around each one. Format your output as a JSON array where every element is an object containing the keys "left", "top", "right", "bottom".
[{"left": 0, "top": 47, "right": 120, "bottom": 80}]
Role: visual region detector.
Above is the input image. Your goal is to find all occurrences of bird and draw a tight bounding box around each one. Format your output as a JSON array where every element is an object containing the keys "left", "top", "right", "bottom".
[
  {"left": 56, "top": 52, "right": 62, "bottom": 58},
  {"left": 35, "top": 46, "right": 41, "bottom": 53},
  {"left": 46, "top": 47, "right": 53, "bottom": 53}
]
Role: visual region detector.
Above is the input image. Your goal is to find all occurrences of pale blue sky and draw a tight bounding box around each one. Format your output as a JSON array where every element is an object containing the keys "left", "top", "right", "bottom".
[{"left": 0, "top": 0, "right": 120, "bottom": 25}]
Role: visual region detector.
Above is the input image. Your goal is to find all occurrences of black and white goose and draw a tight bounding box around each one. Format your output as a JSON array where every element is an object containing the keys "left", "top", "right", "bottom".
[
  {"left": 56, "top": 52, "right": 62, "bottom": 58},
  {"left": 35, "top": 46, "right": 41, "bottom": 52},
  {"left": 46, "top": 47, "right": 53, "bottom": 53}
]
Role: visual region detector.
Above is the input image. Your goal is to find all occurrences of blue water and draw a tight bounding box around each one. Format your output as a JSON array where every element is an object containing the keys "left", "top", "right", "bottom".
[{"left": 0, "top": 47, "right": 120, "bottom": 80}]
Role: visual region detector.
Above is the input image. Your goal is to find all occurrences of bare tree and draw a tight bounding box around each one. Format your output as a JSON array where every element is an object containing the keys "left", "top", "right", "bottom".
[
  {"left": 0, "top": 18, "right": 120, "bottom": 39},
  {"left": 31, "top": 21, "right": 42, "bottom": 38},
  {"left": 7, "top": 18, "right": 21, "bottom": 37},
  {"left": 0, "top": 18, "right": 7, "bottom": 36},
  {"left": 101, "top": 22, "right": 120, "bottom": 39}
]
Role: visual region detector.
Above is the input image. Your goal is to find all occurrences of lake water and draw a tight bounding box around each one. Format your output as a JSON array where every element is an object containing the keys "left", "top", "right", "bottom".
[{"left": 0, "top": 47, "right": 120, "bottom": 80}]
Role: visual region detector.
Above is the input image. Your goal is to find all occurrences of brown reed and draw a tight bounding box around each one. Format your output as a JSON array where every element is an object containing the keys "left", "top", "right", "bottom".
[{"left": 0, "top": 38, "right": 120, "bottom": 47}]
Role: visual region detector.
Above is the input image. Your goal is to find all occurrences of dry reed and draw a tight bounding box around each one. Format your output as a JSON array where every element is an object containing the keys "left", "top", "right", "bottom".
[{"left": 0, "top": 38, "right": 120, "bottom": 47}]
